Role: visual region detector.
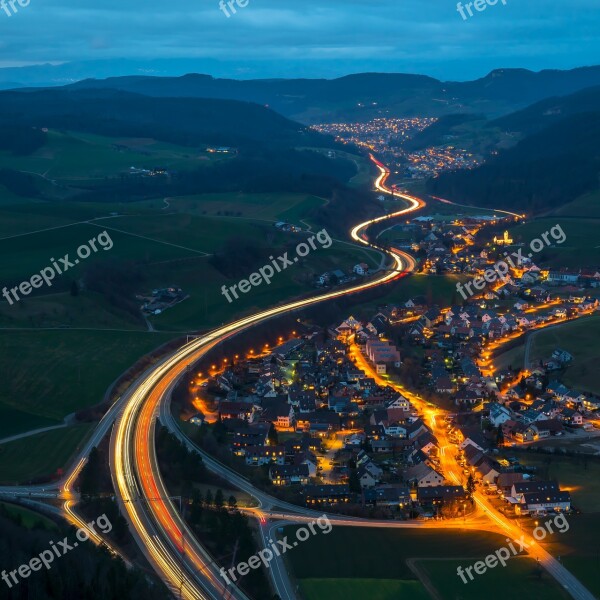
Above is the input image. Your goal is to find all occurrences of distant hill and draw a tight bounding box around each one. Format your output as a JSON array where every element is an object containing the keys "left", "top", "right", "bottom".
[
  {"left": 0, "top": 88, "right": 331, "bottom": 150},
  {"left": 402, "top": 114, "right": 481, "bottom": 151},
  {"left": 411, "top": 84, "right": 600, "bottom": 152},
  {"left": 427, "top": 106, "right": 600, "bottom": 214},
  {"left": 59, "top": 66, "right": 600, "bottom": 123},
  {"left": 491, "top": 85, "right": 600, "bottom": 136},
  {"left": 0, "top": 88, "right": 362, "bottom": 202}
]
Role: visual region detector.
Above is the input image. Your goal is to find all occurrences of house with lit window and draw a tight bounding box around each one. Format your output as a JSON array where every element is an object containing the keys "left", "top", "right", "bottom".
[
  {"left": 269, "top": 464, "right": 309, "bottom": 486},
  {"left": 244, "top": 445, "right": 285, "bottom": 466}
]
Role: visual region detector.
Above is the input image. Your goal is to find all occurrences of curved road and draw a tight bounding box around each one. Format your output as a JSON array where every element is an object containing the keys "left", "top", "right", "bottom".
[
  {"left": 2, "top": 156, "right": 594, "bottom": 600},
  {"left": 109, "top": 155, "right": 424, "bottom": 600},
  {"left": 106, "top": 156, "right": 597, "bottom": 600}
]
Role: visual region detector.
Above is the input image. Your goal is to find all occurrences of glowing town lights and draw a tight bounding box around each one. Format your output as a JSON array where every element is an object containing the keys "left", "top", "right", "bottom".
[{"left": 111, "top": 154, "right": 425, "bottom": 600}]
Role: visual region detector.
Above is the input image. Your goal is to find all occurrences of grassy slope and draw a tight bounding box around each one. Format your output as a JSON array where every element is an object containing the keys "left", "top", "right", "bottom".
[
  {"left": 528, "top": 316, "right": 600, "bottom": 395},
  {"left": 502, "top": 452, "right": 600, "bottom": 513},
  {"left": 285, "top": 525, "right": 581, "bottom": 600},
  {"left": 0, "top": 501, "right": 58, "bottom": 530},
  {"left": 0, "top": 138, "right": 380, "bottom": 479},
  {"left": 0, "top": 423, "right": 95, "bottom": 484},
  {"left": 550, "top": 189, "right": 600, "bottom": 219},
  {"left": 496, "top": 451, "right": 600, "bottom": 596},
  {"left": 0, "top": 130, "right": 221, "bottom": 180},
  {"left": 419, "top": 557, "right": 570, "bottom": 600},
  {"left": 508, "top": 217, "right": 600, "bottom": 269},
  {"left": 299, "top": 578, "right": 428, "bottom": 600},
  {"left": 0, "top": 330, "right": 175, "bottom": 425}
]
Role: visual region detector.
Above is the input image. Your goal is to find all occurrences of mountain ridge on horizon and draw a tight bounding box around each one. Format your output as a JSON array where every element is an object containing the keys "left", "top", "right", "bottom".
[{"left": 6, "top": 63, "right": 600, "bottom": 123}]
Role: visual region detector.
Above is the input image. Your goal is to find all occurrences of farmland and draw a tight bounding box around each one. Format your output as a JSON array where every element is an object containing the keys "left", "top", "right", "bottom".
[
  {"left": 0, "top": 423, "right": 96, "bottom": 484},
  {"left": 281, "top": 526, "right": 564, "bottom": 600},
  {"left": 509, "top": 217, "right": 600, "bottom": 269},
  {"left": 528, "top": 316, "right": 600, "bottom": 395}
]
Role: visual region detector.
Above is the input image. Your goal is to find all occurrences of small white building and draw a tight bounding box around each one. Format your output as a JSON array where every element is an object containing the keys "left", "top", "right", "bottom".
[{"left": 353, "top": 262, "right": 370, "bottom": 276}]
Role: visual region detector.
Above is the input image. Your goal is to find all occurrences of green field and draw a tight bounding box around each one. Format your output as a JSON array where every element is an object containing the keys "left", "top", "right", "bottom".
[
  {"left": 558, "top": 514, "right": 600, "bottom": 598},
  {"left": 0, "top": 290, "right": 151, "bottom": 330},
  {"left": 0, "top": 404, "right": 59, "bottom": 440},
  {"left": 377, "top": 224, "right": 414, "bottom": 244},
  {"left": 509, "top": 217, "right": 600, "bottom": 268},
  {"left": 528, "top": 316, "right": 600, "bottom": 395},
  {"left": 0, "top": 130, "right": 223, "bottom": 181},
  {"left": 284, "top": 526, "right": 515, "bottom": 579},
  {"left": 551, "top": 190, "right": 600, "bottom": 219},
  {"left": 157, "top": 192, "right": 326, "bottom": 225},
  {"left": 493, "top": 343, "right": 525, "bottom": 371},
  {"left": 0, "top": 501, "right": 57, "bottom": 530},
  {"left": 284, "top": 525, "right": 585, "bottom": 600},
  {"left": 299, "top": 578, "right": 429, "bottom": 600},
  {"left": 0, "top": 423, "right": 95, "bottom": 484},
  {"left": 0, "top": 330, "right": 175, "bottom": 433},
  {"left": 486, "top": 455, "right": 600, "bottom": 596},
  {"left": 0, "top": 137, "right": 382, "bottom": 477},
  {"left": 421, "top": 199, "right": 501, "bottom": 220},
  {"left": 283, "top": 526, "right": 538, "bottom": 600},
  {"left": 0, "top": 191, "right": 380, "bottom": 333},
  {"left": 419, "top": 557, "right": 571, "bottom": 600}
]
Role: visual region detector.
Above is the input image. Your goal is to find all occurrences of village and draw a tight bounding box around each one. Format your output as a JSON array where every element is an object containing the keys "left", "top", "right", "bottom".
[
  {"left": 186, "top": 291, "right": 597, "bottom": 520},
  {"left": 183, "top": 209, "right": 600, "bottom": 524}
]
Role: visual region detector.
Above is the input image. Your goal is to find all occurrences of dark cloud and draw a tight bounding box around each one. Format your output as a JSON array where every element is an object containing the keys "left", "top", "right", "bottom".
[{"left": 0, "top": 0, "right": 598, "bottom": 78}]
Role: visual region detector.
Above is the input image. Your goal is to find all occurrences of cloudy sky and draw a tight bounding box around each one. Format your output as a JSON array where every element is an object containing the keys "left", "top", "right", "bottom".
[{"left": 1, "top": 0, "right": 599, "bottom": 80}]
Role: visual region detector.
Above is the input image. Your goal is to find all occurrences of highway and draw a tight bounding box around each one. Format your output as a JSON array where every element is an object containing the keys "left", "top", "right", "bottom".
[
  {"left": 112, "top": 154, "right": 593, "bottom": 600},
  {"left": 1, "top": 154, "right": 594, "bottom": 600},
  {"left": 109, "top": 154, "right": 424, "bottom": 600}
]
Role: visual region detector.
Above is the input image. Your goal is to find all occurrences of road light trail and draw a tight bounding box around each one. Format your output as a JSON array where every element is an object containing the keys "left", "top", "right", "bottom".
[
  {"left": 111, "top": 154, "right": 423, "bottom": 600},
  {"left": 103, "top": 153, "right": 597, "bottom": 600}
]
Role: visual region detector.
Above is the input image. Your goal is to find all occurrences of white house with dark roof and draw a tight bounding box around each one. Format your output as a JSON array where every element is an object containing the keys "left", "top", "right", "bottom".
[{"left": 489, "top": 403, "right": 512, "bottom": 427}]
